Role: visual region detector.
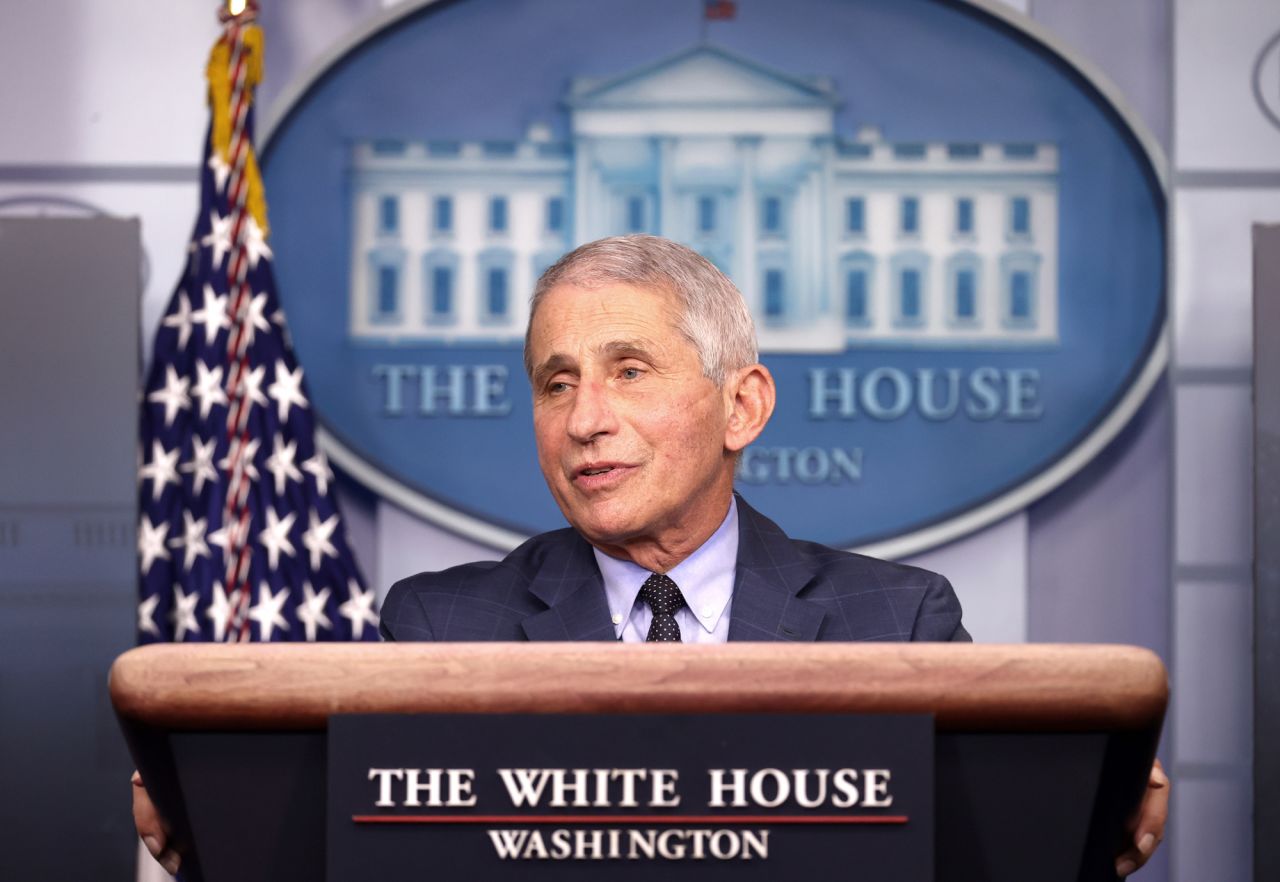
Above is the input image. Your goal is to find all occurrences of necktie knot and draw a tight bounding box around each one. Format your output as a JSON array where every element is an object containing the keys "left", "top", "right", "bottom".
[{"left": 639, "top": 573, "right": 685, "bottom": 642}]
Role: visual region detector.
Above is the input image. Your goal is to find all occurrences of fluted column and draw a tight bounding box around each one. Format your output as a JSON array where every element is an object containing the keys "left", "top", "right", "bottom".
[
  {"left": 656, "top": 137, "right": 676, "bottom": 238},
  {"left": 572, "top": 137, "right": 592, "bottom": 246},
  {"left": 736, "top": 136, "right": 760, "bottom": 314}
]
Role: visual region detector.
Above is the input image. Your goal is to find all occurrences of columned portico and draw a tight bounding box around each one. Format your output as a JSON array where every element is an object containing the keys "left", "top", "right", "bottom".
[{"left": 348, "top": 44, "right": 1060, "bottom": 352}]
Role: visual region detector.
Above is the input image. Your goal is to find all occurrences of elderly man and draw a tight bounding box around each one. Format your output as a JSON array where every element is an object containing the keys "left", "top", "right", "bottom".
[
  {"left": 380, "top": 234, "right": 966, "bottom": 643},
  {"left": 136, "top": 234, "right": 1166, "bottom": 875}
]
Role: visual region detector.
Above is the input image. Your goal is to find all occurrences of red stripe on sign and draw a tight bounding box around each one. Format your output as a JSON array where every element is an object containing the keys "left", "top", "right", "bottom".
[{"left": 352, "top": 814, "right": 908, "bottom": 825}]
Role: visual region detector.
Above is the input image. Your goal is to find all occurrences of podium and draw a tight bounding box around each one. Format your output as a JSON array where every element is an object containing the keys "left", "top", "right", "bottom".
[{"left": 110, "top": 643, "right": 1166, "bottom": 882}]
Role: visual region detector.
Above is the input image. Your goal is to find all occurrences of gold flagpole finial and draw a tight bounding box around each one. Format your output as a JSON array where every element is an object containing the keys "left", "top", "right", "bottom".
[
  {"left": 220, "top": 0, "right": 257, "bottom": 24},
  {"left": 208, "top": 0, "right": 269, "bottom": 234}
]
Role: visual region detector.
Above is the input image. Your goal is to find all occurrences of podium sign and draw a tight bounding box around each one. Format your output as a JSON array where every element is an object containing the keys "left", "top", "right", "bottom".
[{"left": 328, "top": 714, "right": 933, "bottom": 881}]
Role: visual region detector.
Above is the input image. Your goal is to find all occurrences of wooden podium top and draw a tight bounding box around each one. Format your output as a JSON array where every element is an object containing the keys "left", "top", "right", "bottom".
[{"left": 110, "top": 642, "right": 1166, "bottom": 733}]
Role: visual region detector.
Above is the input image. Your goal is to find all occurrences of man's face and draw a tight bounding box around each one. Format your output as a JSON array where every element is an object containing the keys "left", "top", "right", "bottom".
[{"left": 527, "top": 282, "right": 735, "bottom": 559}]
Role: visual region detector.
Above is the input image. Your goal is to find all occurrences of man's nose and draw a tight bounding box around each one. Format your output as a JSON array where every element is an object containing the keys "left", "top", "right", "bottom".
[{"left": 565, "top": 379, "right": 618, "bottom": 443}]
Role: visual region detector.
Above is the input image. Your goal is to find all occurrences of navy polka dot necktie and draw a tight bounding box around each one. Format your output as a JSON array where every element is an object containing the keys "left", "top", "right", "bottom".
[{"left": 639, "top": 573, "right": 686, "bottom": 643}]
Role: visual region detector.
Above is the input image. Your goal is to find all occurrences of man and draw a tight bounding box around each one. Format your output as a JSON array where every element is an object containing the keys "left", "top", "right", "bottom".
[
  {"left": 381, "top": 234, "right": 965, "bottom": 644},
  {"left": 136, "top": 235, "right": 1166, "bottom": 874}
]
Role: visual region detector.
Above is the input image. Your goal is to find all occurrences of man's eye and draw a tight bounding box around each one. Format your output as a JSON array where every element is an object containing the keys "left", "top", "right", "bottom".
[
  {"left": 620, "top": 367, "right": 642, "bottom": 380},
  {"left": 547, "top": 381, "right": 571, "bottom": 395}
]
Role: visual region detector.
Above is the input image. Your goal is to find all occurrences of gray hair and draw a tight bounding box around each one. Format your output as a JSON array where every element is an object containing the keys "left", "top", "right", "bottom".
[{"left": 524, "top": 234, "right": 758, "bottom": 386}]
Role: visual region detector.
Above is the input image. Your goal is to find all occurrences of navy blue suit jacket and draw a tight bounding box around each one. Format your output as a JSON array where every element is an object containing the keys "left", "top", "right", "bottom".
[{"left": 379, "top": 496, "right": 969, "bottom": 643}]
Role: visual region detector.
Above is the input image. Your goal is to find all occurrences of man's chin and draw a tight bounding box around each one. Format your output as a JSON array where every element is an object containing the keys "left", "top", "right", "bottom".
[
  {"left": 574, "top": 520, "right": 635, "bottom": 548},
  {"left": 564, "top": 508, "right": 642, "bottom": 555}
]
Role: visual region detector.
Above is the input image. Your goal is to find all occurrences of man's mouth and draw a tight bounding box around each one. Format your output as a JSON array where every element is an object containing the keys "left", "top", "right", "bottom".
[{"left": 573, "top": 463, "right": 633, "bottom": 485}]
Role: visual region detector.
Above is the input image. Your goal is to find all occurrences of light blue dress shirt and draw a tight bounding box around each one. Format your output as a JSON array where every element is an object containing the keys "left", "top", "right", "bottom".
[{"left": 593, "top": 497, "right": 738, "bottom": 643}]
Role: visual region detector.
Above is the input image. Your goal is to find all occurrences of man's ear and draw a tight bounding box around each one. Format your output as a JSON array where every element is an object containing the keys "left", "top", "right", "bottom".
[{"left": 723, "top": 363, "right": 776, "bottom": 453}]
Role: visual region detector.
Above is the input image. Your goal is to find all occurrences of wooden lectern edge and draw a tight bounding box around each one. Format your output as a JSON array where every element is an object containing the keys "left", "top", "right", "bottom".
[{"left": 109, "top": 643, "right": 1167, "bottom": 734}]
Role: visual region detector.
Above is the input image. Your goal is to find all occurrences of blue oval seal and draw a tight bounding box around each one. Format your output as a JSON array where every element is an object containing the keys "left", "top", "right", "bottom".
[{"left": 261, "top": 0, "right": 1166, "bottom": 555}]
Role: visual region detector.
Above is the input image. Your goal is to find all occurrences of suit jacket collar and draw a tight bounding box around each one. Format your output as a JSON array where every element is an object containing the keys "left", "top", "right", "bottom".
[
  {"left": 519, "top": 494, "right": 826, "bottom": 642},
  {"left": 520, "top": 530, "right": 617, "bottom": 642},
  {"left": 727, "top": 494, "right": 827, "bottom": 642}
]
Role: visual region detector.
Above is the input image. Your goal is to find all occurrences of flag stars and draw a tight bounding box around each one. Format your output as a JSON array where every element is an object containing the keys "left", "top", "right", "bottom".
[
  {"left": 219, "top": 437, "right": 261, "bottom": 484},
  {"left": 272, "top": 307, "right": 295, "bottom": 348},
  {"left": 243, "top": 217, "right": 274, "bottom": 269},
  {"left": 162, "top": 290, "right": 196, "bottom": 350},
  {"left": 249, "top": 582, "right": 290, "bottom": 641},
  {"left": 207, "top": 150, "right": 231, "bottom": 195},
  {"left": 296, "top": 582, "right": 333, "bottom": 642},
  {"left": 238, "top": 292, "right": 272, "bottom": 349},
  {"left": 302, "top": 449, "right": 334, "bottom": 497},
  {"left": 268, "top": 360, "right": 309, "bottom": 423},
  {"left": 192, "top": 361, "right": 229, "bottom": 420},
  {"left": 208, "top": 515, "right": 249, "bottom": 556},
  {"left": 207, "top": 524, "right": 230, "bottom": 554},
  {"left": 258, "top": 507, "right": 297, "bottom": 570},
  {"left": 238, "top": 364, "right": 270, "bottom": 416},
  {"left": 138, "top": 515, "right": 172, "bottom": 576},
  {"left": 147, "top": 366, "right": 191, "bottom": 428},
  {"left": 265, "top": 434, "right": 303, "bottom": 496},
  {"left": 302, "top": 510, "right": 340, "bottom": 571},
  {"left": 203, "top": 210, "right": 235, "bottom": 269},
  {"left": 139, "top": 440, "right": 181, "bottom": 501},
  {"left": 206, "top": 582, "right": 233, "bottom": 642},
  {"left": 169, "top": 584, "right": 201, "bottom": 642},
  {"left": 168, "top": 511, "right": 212, "bottom": 572},
  {"left": 192, "top": 284, "right": 231, "bottom": 346},
  {"left": 340, "top": 579, "right": 379, "bottom": 639},
  {"left": 138, "top": 594, "right": 162, "bottom": 638},
  {"left": 182, "top": 435, "right": 221, "bottom": 495}
]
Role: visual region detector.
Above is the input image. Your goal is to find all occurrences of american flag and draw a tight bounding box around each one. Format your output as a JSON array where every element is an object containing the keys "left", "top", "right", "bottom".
[
  {"left": 136, "top": 7, "right": 377, "bottom": 644},
  {"left": 704, "top": 0, "right": 738, "bottom": 21}
]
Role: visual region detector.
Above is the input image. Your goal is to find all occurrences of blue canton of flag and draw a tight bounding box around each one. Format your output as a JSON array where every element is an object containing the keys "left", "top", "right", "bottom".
[{"left": 137, "top": 17, "right": 377, "bottom": 644}]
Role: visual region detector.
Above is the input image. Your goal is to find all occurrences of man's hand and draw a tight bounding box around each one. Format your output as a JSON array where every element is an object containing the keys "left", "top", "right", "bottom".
[
  {"left": 131, "top": 771, "right": 181, "bottom": 875},
  {"left": 1115, "top": 759, "right": 1169, "bottom": 877}
]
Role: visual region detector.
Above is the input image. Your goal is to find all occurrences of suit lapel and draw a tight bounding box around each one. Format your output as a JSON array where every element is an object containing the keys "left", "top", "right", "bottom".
[
  {"left": 517, "top": 496, "right": 827, "bottom": 642},
  {"left": 520, "top": 531, "right": 617, "bottom": 642},
  {"left": 727, "top": 495, "right": 828, "bottom": 642}
]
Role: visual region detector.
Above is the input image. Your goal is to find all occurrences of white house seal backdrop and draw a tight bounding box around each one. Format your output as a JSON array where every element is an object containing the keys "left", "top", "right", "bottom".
[{"left": 259, "top": 0, "right": 1166, "bottom": 555}]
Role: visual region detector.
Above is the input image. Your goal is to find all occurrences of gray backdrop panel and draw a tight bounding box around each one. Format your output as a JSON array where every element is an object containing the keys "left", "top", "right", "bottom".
[
  {"left": 0, "top": 217, "right": 140, "bottom": 877},
  {"left": 1254, "top": 222, "right": 1279, "bottom": 882}
]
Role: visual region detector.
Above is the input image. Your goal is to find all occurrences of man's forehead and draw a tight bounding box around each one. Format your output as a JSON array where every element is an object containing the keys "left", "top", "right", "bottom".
[
  {"left": 533, "top": 282, "right": 678, "bottom": 338},
  {"left": 542, "top": 279, "right": 676, "bottom": 313}
]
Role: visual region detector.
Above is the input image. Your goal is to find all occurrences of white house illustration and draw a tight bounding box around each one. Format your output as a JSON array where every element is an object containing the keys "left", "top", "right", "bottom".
[{"left": 348, "top": 44, "right": 1059, "bottom": 350}]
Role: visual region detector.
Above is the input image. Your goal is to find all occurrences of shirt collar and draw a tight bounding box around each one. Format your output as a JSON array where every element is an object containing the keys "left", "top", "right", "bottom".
[{"left": 594, "top": 496, "right": 739, "bottom": 635}]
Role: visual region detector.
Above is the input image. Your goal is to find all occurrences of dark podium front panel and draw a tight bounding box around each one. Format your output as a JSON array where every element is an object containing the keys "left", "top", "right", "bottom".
[{"left": 136, "top": 729, "right": 1147, "bottom": 882}]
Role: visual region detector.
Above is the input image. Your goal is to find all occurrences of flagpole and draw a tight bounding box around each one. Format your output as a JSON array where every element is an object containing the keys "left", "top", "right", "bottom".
[{"left": 213, "top": 0, "right": 263, "bottom": 640}]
